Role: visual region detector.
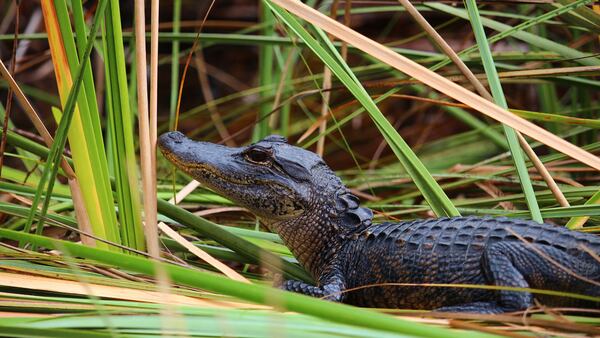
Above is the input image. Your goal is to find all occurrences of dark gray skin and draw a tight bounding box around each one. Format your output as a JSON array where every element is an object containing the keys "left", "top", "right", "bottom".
[{"left": 158, "top": 131, "right": 600, "bottom": 313}]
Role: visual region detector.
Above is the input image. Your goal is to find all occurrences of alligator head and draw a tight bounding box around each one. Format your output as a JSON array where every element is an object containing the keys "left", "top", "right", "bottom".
[{"left": 158, "top": 131, "right": 373, "bottom": 276}]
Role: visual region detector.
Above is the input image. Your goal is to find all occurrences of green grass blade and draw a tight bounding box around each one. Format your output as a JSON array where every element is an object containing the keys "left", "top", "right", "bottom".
[
  {"left": 254, "top": 3, "right": 276, "bottom": 141},
  {"left": 102, "top": 0, "right": 145, "bottom": 251},
  {"left": 464, "top": 2, "right": 543, "bottom": 223},
  {"left": 169, "top": 0, "right": 182, "bottom": 130}
]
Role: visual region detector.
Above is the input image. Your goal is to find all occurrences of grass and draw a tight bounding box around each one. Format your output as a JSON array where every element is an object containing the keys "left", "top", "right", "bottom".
[{"left": 0, "top": 1, "right": 598, "bottom": 337}]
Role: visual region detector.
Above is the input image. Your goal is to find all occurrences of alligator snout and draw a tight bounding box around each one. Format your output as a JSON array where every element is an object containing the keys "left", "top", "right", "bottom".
[
  {"left": 158, "top": 131, "right": 186, "bottom": 150},
  {"left": 158, "top": 131, "right": 199, "bottom": 165},
  {"left": 158, "top": 131, "right": 239, "bottom": 168}
]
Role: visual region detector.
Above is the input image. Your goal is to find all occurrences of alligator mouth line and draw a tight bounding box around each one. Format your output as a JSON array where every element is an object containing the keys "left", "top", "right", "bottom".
[{"left": 161, "top": 151, "right": 251, "bottom": 185}]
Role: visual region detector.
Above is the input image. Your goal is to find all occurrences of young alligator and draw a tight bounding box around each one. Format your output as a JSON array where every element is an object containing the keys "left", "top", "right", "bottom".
[{"left": 158, "top": 131, "right": 600, "bottom": 313}]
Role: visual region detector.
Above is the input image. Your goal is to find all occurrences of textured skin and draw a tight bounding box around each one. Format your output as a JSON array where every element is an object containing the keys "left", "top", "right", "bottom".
[
  {"left": 338, "top": 217, "right": 600, "bottom": 312},
  {"left": 158, "top": 132, "right": 600, "bottom": 313}
]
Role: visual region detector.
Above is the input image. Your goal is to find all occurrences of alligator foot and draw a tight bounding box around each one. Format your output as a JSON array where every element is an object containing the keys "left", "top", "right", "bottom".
[{"left": 280, "top": 279, "right": 344, "bottom": 302}]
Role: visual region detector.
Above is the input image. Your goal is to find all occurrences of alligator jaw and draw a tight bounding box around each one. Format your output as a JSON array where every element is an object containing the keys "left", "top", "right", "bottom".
[
  {"left": 159, "top": 132, "right": 252, "bottom": 192},
  {"left": 158, "top": 131, "right": 308, "bottom": 222}
]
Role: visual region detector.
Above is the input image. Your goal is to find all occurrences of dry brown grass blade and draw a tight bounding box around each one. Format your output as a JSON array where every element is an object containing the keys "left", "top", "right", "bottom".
[
  {"left": 157, "top": 223, "right": 248, "bottom": 283},
  {"left": 516, "top": 133, "right": 569, "bottom": 207},
  {"left": 146, "top": 4, "right": 180, "bottom": 333},
  {"left": 317, "top": 69, "right": 332, "bottom": 156},
  {"left": 194, "top": 51, "right": 236, "bottom": 146},
  {"left": 366, "top": 66, "right": 600, "bottom": 88},
  {"left": 133, "top": 0, "right": 155, "bottom": 256},
  {"left": 268, "top": 50, "right": 295, "bottom": 130},
  {"left": 500, "top": 65, "right": 600, "bottom": 77},
  {"left": 194, "top": 206, "right": 246, "bottom": 217},
  {"left": 316, "top": 2, "right": 341, "bottom": 156},
  {"left": 475, "top": 182, "right": 515, "bottom": 210},
  {"left": 270, "top": 0, "right": 600, "bottom": 171},
  {"left": 134, "top": 0, "right": 160, "bottom": 260},
  {"left": 297, "top": 113, "right": 328, "bottom": 144}
]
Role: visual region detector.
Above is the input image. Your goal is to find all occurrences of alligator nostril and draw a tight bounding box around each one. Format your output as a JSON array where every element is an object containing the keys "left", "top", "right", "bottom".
[
  {"left": 158, "top": 132, "right": 185, "bottom": 149},
  {"left": 166, "top": 131, "right": 185, "bottom": 143}
]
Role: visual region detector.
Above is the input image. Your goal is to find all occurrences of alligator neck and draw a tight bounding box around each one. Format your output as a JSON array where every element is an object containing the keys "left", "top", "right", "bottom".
[
  {"left": 268, "top": 211, "right": 341, "bottom": 278},
  {"left": 265, "top": 188, "right": 373, "bottom": 279}
]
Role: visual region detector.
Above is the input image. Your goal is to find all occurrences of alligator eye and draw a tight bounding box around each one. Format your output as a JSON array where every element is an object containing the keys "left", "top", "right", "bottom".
[{"left": 245, "top": 148, "right": 271, "bottom": 164}]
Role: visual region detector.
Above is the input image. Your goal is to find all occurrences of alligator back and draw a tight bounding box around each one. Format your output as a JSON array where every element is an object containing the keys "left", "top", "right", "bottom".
[
  {"left": 339, "top": 216, "right": 600, "bottom": 309},
  {"left": 357, "top": 216, "right": 600, "bottom": 256}
]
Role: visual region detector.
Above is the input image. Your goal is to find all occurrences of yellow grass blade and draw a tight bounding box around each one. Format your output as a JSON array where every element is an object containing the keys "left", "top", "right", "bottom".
[
  {"left": 0, "top": 271, "right": 252, "bottom": 308},
  {"left": 41, "top": 0, "right": 119, "bottom": 248}
]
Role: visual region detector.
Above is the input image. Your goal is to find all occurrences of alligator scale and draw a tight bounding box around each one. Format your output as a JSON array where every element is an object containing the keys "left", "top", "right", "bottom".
[{"left": 159, "top": 131, "right": 600, "bottom": 313}]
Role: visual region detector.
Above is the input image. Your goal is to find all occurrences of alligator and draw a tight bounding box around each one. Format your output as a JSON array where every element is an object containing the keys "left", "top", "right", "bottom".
[{"left": 158, "top": 131, "right": 600, "bottom": 313}]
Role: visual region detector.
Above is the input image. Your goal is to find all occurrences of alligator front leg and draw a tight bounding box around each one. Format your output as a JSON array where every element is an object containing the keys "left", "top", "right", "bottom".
[{"left": 280, "top": 264, "right": 346, "bottom": 302}]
